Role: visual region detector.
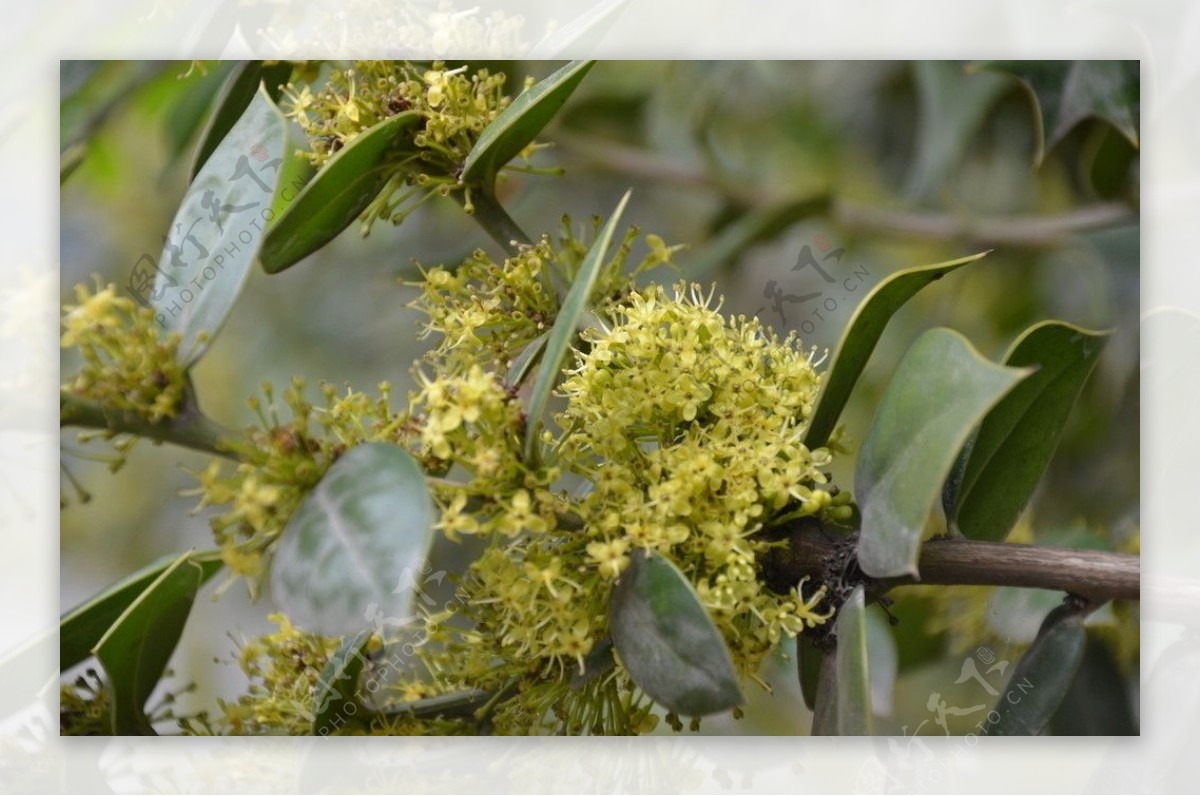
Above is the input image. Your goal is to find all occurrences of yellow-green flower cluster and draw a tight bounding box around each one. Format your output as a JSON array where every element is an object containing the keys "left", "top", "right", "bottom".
[
  {"left": 214, "top": 612, "right": 344, "bottom": 735},
  {"left": 187, "top": 379, "right": 416, "bottom": 590},
  {"left": 415, "top": 240, "right": 559, "bottom": 376},
  {"left": 60, "top": 282, "right": 187, "bottom": 423},
  {"left": 412, "top": 218, "right": 681, "bottom": 376},
  {"left": 556, "top": 282, "right": 845, "bottom": 676},
  {"left": 282, "top": 60, "right": 525, "bottom": 230}
]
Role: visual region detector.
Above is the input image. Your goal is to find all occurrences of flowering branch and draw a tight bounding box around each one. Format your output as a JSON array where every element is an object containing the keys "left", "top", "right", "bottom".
[{"left": 60, "top": 390, "right": 243, "bottom": 461}]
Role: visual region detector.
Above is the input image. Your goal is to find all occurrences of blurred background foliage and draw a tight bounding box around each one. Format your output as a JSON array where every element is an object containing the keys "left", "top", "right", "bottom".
[{"left": 60, "top": 60, "right": 1139, "bottom": 734}]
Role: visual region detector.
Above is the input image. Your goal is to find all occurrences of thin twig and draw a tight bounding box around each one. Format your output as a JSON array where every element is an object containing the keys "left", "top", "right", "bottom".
[{"left": 556, "top": 133, "right": 1135, "bottom": 247}]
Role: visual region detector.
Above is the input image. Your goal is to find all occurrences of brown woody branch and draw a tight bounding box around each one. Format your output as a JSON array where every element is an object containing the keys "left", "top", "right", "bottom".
[{"left": 764, "top": 519, "right": 1139, "bottom": 604}]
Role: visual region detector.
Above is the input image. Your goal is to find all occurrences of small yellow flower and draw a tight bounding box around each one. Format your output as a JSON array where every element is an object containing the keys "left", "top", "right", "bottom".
[{"left": 587, "top": 538, "right": 631, "bottom": 579}]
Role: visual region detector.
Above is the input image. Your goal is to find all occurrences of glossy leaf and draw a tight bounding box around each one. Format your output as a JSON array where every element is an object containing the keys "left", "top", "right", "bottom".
[
  {"left": 609, "top": 551, "right": 743, "bottom": 716},
  {"left": 528, "top": 0, "right": 630, "bottom": 58},
  {"left": 856, "top": 328, "right": 1028, "bottom": 577},
  {"left": 906, "top": 61, "right": 1007, "bottom": 200},
  {"left": 259, "top": 110, "right": 421, "bottom": 273},
  {"left": 152, "top": 84, "right": 288, "bottom": 366},
  {"left": 949, "top": 321, "right": 1110, "bottom": 541},
  {"left": 190, "top": 60, "right": 293, "bottom": 179},
  {"left": 313, "top": 630, "right": 376, "bottom": 736},
  {"left": 986, "top": 602, "right": 1087, "bottom": 736},
  {"left": 461, "top": 60, "right": 596, "bottom": 185},
  {"left": 271, "top": 442, "right": 435, "bottom": 637},
  {"left": 524, "top": 190, "right": 630, "bottom": 460},
  {"left": 61, "top": 550, "right": 223, "bottom": 672},
  {"left": 93, "top": 553, "right": 209, "bottom": 734},
  {"left": 804, "top": 252, "right": 989, "bottom": 449},
  {"left": 684, "top": 192, "right": 831, "bottom": 279},
  {"left": 976, "top": 61, "right": 1139, "bottom": 166}
]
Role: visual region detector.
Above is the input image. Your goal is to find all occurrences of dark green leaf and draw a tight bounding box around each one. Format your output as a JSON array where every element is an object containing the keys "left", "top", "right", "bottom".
[
  {"left": 190, "top": 61, "right": 293, "bottom": 179},
  {"left": 609, "top": 551, "right": 743, "bottom": 716},
  {"left": 271, "top": 442, "right": 435, "bottom": 637},
  {"left": 856, "top": 328, "right": 1028, "bottom": 577},
  {"left": 950, "top": 321, "right": 1110, "bottom": 541},
  {"left": 505, "top": 331, "right": 549, "bottom": 388},
  {"left": 975, "top": 60, "right": 1139, "bottom": 165},
  {"left": 524, "top": 190, "right": 630, "bottom": 460},
  {"left": 684, "top": 193, "right": 831, "bottom": 279},
  {"left": 528, "top": 0, "right": 630, "bottom": 58},
  {"left": 61, "top": 550, "right": 223, "bottom": 672},
  {"left": 986, "top": 601, "right": 1087, "bottom": 736},
  {"left": 312, "top": 630, "right": 376, "bottom": 736},
  {"left": 93, "top": 553, "right": 209, "bottom": 735},
  {"left": 163, "top": 62, "right": 236, "bottom": 170},
  {"left": 259, "top": 110, "right": 421, "bottom": 274},
  {"left": 461, "top": 60, "right": 596, "bottom": 185},
  {"left": 152, "top": 84, "right": 288, "bottom": 366},
  {"left": 905, "top": 61, "right": 1008, "bottom": 200},
  {"left": 804, "top": 251, "right": 988, "bottom": 449},
  {"left": 1049, "top": 632, "right": 1136, "bottom": 736}
]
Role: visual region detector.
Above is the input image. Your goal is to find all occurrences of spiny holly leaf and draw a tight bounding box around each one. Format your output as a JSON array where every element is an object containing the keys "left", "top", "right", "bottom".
[
  {"left": 805, "top": 252, "right": 989, "bottom": 449},
  {"left": 975, "top": 60, "right": 1139, "bottom": 166},
  {"left": 270, "top": 443, "right": 435, "bottom": 637},
  {"left": 948, "top": 321, "right": 1110, "bottom": 542},
  {"left": 856, "top": 328, "right": 1028, "bottom": 577},
  {"left": 609, "top": 551, "right": 743, "bottom": 717}
]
